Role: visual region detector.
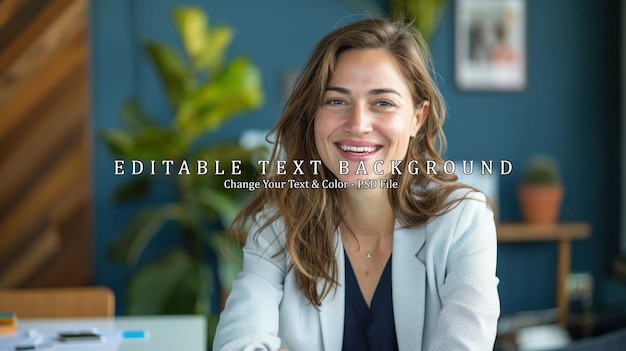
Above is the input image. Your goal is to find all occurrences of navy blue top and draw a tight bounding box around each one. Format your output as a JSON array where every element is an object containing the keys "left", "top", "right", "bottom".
[{"left": 342, "top": 252, "right": 398, "bottom": 351}]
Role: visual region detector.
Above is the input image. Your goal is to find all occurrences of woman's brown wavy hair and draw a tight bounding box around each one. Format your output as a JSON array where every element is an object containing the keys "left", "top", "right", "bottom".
[{"left": 229, "top": 17, "right": 484, "bottom": 307}]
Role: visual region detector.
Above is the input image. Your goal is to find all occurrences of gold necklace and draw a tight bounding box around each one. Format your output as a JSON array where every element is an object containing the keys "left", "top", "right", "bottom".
[
  {"left": 342, "top": 224, "right": 390, "bottom": 278},
  {"left": 362, "top": 247, "right": 380, "bottom": 277}
]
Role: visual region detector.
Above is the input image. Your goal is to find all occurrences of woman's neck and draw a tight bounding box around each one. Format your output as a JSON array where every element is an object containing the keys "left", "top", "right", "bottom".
[{"left": 342, "top": 187, "right": 395, "bottom": 242}]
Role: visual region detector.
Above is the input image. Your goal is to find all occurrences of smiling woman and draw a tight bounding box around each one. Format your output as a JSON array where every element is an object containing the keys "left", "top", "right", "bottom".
[{"left": 214, "top": 17, "right": 500, "bottom": 351}]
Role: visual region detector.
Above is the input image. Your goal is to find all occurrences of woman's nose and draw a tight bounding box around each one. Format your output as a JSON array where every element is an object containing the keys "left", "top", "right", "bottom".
[{"left": 344, "top": 104, "right": 373, "bottom": 135}]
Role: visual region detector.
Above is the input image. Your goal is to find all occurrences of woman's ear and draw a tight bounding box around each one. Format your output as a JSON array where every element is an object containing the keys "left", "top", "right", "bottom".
[{"left": 412, "top": 100, "right": 430, "bottom": 137}]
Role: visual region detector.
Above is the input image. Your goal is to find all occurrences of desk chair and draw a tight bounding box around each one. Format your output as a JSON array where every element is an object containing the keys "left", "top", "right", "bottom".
[{"left": 0, "top": 287, "right": 115, "bottom": 318}]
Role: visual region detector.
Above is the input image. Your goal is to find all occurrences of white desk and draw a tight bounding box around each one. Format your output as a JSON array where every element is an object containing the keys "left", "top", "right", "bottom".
[{"left": 0, "top": 315, "right": 206, "bottom": 351}]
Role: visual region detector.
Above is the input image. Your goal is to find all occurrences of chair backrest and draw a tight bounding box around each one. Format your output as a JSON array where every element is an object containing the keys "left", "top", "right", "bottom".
[{"left": 0, "top": 287, "right": 115, "bottom": 318}]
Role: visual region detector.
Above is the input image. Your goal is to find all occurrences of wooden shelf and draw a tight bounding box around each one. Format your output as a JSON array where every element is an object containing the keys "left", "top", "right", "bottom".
[
  {"left": 495, "top": 222, "right": 591, "bottom": 325},
  {"left": 497, "top": 222, "right": 591, "bottom": 242}
]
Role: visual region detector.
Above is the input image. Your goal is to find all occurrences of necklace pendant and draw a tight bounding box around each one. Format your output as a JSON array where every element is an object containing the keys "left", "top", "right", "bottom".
[
  {"left": 365, "top": 270, "right": 370, "bottom": 277},
  {"left": 365, "top": 252, "right": 373, "bottom": 260}
]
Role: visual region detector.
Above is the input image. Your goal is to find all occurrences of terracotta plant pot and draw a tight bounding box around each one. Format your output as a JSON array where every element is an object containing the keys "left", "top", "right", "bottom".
[{"left": 518, "top": 184, "right": 564, "bottom": 224}]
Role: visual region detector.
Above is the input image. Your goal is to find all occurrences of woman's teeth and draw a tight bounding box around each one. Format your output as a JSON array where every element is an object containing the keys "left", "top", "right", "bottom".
[{"left": 340, "top": 145, "right": 377, "bottom": 153}]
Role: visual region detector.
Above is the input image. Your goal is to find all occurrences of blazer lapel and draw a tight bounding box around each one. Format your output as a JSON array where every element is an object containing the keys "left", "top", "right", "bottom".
[
  {"left": 318, "top": 232, "right": 345, "bottom": 351},
  {"left": 392, "top": 222, "right": 427, "bottom": 350}
]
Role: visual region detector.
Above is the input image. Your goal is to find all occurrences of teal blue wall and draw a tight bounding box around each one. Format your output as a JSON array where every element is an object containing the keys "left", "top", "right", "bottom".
[{"left": 90, "top": 0, "right": 621, "bottom": 315}]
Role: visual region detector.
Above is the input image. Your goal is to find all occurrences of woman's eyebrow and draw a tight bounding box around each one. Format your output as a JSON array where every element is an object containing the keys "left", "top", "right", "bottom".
[
  {"left": 326, "top": 86, "right": 350, "bottom": 94},
  {"left": 325, "top": 86, "right": 401, "bottom": 97},
  {"left": 370, "top": 88, "right": 401, "bottom": 97}
]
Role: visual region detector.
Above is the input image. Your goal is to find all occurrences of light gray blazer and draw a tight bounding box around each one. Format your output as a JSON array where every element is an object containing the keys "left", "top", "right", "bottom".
[{"left": 214, "top": 190, "right": 500, "bottom": 351}]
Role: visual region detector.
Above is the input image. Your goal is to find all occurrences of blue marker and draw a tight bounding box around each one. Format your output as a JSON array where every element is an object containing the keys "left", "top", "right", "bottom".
[{"left": 121, "top": 330, "right": 148, "bottom": 339}]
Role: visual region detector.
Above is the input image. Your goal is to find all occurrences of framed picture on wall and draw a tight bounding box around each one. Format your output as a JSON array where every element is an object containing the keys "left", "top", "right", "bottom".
[{"left": 455, "top": 0, "right": 526, "bottom": 91}]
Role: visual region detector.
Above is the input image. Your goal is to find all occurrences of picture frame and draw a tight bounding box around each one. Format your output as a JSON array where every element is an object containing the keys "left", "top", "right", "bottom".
[{"left": 455, "top": 0, "right": 526, "bottom": 91}]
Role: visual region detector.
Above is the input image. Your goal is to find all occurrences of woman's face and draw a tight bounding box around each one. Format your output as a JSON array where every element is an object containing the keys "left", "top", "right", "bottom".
[{"left": 314, "top": 48, "right": 429, "bottom": 185}]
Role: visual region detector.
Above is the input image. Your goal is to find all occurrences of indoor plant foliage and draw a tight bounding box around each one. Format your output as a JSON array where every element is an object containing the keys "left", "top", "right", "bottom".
[
  {"left": 343, "top": 0, "right": 448, "bottom": 42},
  {"left": 518, "top": 155, "right": 564, "bottom": 224},
  {"left": 389, "top": 0, "right": 448, "bottom": 41},
  {"left": 100, "top": 6, "right": 263, "bottom": 331}
]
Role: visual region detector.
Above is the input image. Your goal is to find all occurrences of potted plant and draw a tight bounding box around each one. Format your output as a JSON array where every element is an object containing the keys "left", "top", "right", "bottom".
[
  {"left": 518, "top": 155, "right": 564, "bottom": 224},
  {"left": 99, "top": 6, "right": 264, "bottom": 345}
]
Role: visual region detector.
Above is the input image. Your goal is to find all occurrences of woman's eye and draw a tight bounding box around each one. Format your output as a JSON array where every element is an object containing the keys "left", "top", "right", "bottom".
[
  {"left": 326, "top": 99, "right": 345, "bottom": 105},
  {"left": 374, "top": 100, "right": 394, "bottom": 107}
]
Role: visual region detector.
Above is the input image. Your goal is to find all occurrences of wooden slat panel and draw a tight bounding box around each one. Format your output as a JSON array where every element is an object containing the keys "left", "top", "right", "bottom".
[
  {"left": 0, "top": 0, "right": 74, "bottom": 72},
  {"left": 0, "top": 0, "right": 41, "bottom": 33},
  {"left": 0, "top": 0, "right": 29, "bottom": 28},
  {"left": 0, "top": 0, "right": 86, "bottom": 107},
  {"left": 14, "top": 175, "right": 91, "bottom": 287},
  {"left": 0, "top": 66, "right": 87, "bottom": 215},
  {"left": 29, "top": 217, "right": 93, "bottom": 287},
  {"left": 0, "top": 0, "right": 93, "bottom": 289},
  {"left": 0, "top": 26, "right": 87, "bottom": 141},
  {"left": 0, "top": 59, "right": 87, "bottom": 161},
  {"left": 0, "top": 218, "right": 49, "bottom": 273},
  {"left": 0, "top": 141, "right": 87, "bottom": 259},
  {"left": 49, "top": 164, "right": 90, "bottom": 230},
  {"left": 0, "top": 152, "right": 91, "bottom": 285},
  {"left": 0, "top": 228, "right": 62, "bottom": 287},
  {"left": 30, "top": 245, "right": 93, "bottom": 287}
]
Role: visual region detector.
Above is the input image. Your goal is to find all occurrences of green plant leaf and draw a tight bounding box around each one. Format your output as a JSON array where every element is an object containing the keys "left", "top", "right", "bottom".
[
  {"left": 176, "top": 57, "right": 263, "bottom": 138},
  {"left": 195, "top": 142, "right": 250, "bottom": 162},
  {"left": 120, "top": 99, "right": 157, "bottom": 130},
  {"left": 125, "top": 249, "right": 213, "bottom": 315},
  {"left": 173, "top": 7, "right": 206, "bottom": 63},
  {"left": 100, "top": 101, "right": 167, "bottom": 159},
  {"left": 162, "top": 258, "right": 212, "bottom": 315},
  {"left": 143, "top": 41, "right": 189, "bottom": 108},
  {"left": 172, "top": 6, "right": 234, "bottom": 73},
  {"left": 196, "top": 187, "right": 241, "bottom": 226},
  {"left": 212, "top": 56, "right": 264, "bottom": 110},
  {"left": 101, "top": 127, "right": 185, "bottom": 160},
  {"left": 99, "top": 129, "right": 134, "bottom": 157},
  {"left": 390, "top": 0, "right": 448, "bottom": 41},
  {"left": 172, "top": 96, "right": 199, "bottom": 143},
  {"left": 129, "top": 128, "right": 187, "bottom": 160},
  {"left": 126, "top": 249, "right": 189, "bottom": 315},
  {"left": 196, "top": 25, "right": 233, "bottom": 72},
  {"left": 108, "top": 203, "right": 180, "bottom": 264},
  {"left": 113, "top": 176, "right": 151, "bottom": 204}
]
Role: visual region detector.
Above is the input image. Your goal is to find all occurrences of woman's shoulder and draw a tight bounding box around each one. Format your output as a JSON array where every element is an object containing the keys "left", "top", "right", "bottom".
[
  {"left": 445, "top": 186, "right": 490, "bottom": 205},
  {"left": 424, "top": 184, "right": 495, "bottom": 228},
  {"left": 422, "top": 185, "right": 496, "bottom": 243}
]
